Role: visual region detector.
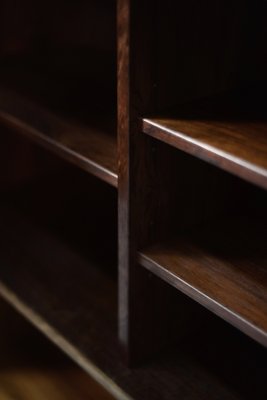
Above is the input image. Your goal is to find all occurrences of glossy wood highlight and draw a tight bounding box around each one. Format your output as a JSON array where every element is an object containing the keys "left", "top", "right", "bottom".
[
  {"left": 139, "top": 215, "right": 267, "bottom": 347},
  {"left": 0, "top": 199, "right": 126, "bottom": 400},
  {"left": 0, "top": 0, "right": 266, "bottom": 397},
  {"left": 0, "top": 203, "right": 266, "bottom": 399},
  {"left": 0, "top": 301, "right": 115, "bottom": 400},
  {"left": 143, "top": 116, "right": 267, "bottom": 190}
]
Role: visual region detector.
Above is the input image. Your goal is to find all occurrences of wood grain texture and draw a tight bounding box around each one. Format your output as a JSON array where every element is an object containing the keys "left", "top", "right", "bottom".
[
  {"left": 0, "top": 89, "right": 117, "bottom": 187},
  {"left": 139, "top": 215, "right": 267, "bottom": 347},
  {"left": 0, "top": 203, "right": 267, "bottom": 399},
  {"left": 117, "top": 0, "right": 130, "bottom": 359},
  {"left": 117, "top": 0, "right": 184, "bottom": 365},
  {"left": 143, "top": 109, "right": 267, "bottom": 190},
  {"left": 0, "top": 1, "right": 266, "bottom": 398},
  {"left": 117, "top": 0, "right": 260, "bottom": 366},
  {"left": 0, "top": 172, "right": 266, "bottom": 400}
]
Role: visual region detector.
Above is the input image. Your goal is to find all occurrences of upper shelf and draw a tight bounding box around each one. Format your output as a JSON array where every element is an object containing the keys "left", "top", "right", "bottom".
[
  {"left": 139, "top": 215, "right": 267, "bottom": 348},
  {"left": 0, "top": 51, "right": 117, "bottom": 186},
  {"left": 0, "top": 88, "right": 118, "bottom": 187},
  {"left": 142, "top": 91, "right": 267, "bottom": 190}
]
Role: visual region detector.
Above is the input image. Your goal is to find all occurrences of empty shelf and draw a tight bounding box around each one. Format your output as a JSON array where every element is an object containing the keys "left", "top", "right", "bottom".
[
  {"left": 0, "top": 89, "right": 117, "bottom": 186},
  {"left": 142, "top": 93, "right": 267, "bottom": 189},
  {"left": 0, "top": 204, "right": 266, "bottom": 399},
  {"left": 139, "top": 216, "right": 267, "bottom": 347}
]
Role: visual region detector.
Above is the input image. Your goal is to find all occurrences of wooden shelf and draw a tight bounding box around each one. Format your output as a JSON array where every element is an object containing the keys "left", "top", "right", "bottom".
[
  {"left": 142, "top": 94, "right": 267, "bottom": 190},
  {"left": 139, "top": 215, "right": 267, "bottom": 347},
  {"left": 0, "top": 2, "right": 266, "bottom": 399},
  {"left": 0, "top": 201, "right": 124, "bottom": 398},
  {"left": 0, "top": 88, "right": 117, "bottom": 187},
  {"left": 0, "top": 203, "right": 266, "bottom": 400},
  {"left": 0, "top": 300, "right": 115, "bottom": 400}
]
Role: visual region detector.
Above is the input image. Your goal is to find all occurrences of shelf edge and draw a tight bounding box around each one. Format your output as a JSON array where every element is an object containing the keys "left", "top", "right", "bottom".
[
  {"left": 142, "top": 118, "right": 267, "bottom": 191},
  {"left": 0, "top": 281, "right": 132, "bottom": 400},
  {"left": 0, "top": 110, "right": 118, "bottom": 188},
  {"left": 139, "top": 251, "right": 267, "bottom": 348}
]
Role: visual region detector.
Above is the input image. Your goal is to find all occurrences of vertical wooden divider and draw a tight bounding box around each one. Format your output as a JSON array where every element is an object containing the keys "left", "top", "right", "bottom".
[{"left": 117, "top": 0, "right": 182, "bottom": 365}]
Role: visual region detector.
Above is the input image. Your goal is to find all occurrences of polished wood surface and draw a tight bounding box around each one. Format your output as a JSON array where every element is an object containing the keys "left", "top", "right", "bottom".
[
  {"left": 0, "top": 89, "right": 117, "bottom": 187},
  {"left": 139, "top": 214, "right": 267, "bottom": 347},
  {"left": 143, "top": 113, "right": 267, "bottom": 190},
  {"left": 0, "top": 203, "right": 266, "bottom": 399},
  {"left": 0, "top": 0, "right": 266, "bottom": 398},
  {"left": 0, "top": 301, "right": 114, "bottom": 400},
  {"left": 0, "top": 170, "right": 266, "bottom": 399}
]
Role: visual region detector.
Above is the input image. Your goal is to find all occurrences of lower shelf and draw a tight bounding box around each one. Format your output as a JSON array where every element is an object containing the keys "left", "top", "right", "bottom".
[
  {"left": 0, "top": 204, "right": 266, "bottom": 399},
  {"left": 0, "top": 299, "right": 114, "bottom": 400},
  {"left": 0, "top": 202, "right": 124, "bottom": 398},
  {"left": 139, "top": 215, "right": 267, "bottom": 347}
]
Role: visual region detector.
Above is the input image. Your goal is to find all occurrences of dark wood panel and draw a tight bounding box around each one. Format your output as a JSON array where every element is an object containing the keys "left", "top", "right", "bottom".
[
  {"left": 0, "top": 203, "right": 267, "bottom": 399},
  {"left": 117, "top": 0, "right": 261, "bottom": 365},
  {"left": 139, "top": 215, "right": 267, "bottom": 347},
  {"left": 143, "top": 103, "right": 267, "bottom": 190},
  {"left": 0, "top": 89, "right": 117, "bottom": 187},
  {"left": 0, "top": 1, "right": 116, "bottom": 56},
  {"left": 117, "top": 0, "right": 184, "bottom": 365},
  {"left": 154, "top": 0, "right": 247, "bottom": 109}
]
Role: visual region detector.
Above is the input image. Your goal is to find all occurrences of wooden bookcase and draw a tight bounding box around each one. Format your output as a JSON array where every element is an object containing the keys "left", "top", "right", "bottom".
[{"left": 0, "top": 0, "right": 266, "bottom": 399}]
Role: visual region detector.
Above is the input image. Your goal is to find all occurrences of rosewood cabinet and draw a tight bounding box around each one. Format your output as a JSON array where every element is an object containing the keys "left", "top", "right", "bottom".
[{"left": 0, "top": 1, "right": 266, "bottom": 398}]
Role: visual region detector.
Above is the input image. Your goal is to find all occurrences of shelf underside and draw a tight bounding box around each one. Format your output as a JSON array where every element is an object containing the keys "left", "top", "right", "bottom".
[
  {"left": 0, "top": 196, "right": 266, "bottom": 399},
  {"left": 143, "top": 92, "right": 267, "bottom": 190},
  {"left": 0, "top": 56, "right": 117, "bottom": 187},
  {"left": 139, "top": 215, "right": 267, "bottom": 347}
]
